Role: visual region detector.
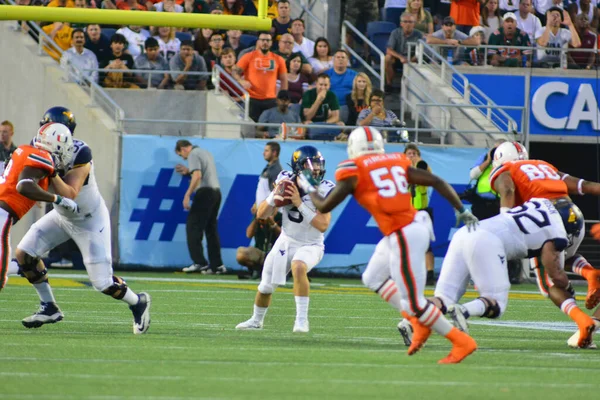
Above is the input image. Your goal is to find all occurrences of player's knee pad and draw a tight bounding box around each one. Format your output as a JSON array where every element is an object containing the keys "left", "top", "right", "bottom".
[
  {"left": 18, "top": 253, "right": 46, "bottom": 284},
  {"left": 479, "top": 297, "right": 502, "bottom": 319},
  {"left": 257, "top": 281, "right": 277, "bottom": 294},
  {"left": 101, "top": 276, "right": 129, "bottom": 300}
]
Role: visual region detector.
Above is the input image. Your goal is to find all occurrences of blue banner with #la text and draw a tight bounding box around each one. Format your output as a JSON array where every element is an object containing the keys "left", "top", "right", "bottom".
[{"left": 118, "top": 137, "right": 483, "bottom": 272}]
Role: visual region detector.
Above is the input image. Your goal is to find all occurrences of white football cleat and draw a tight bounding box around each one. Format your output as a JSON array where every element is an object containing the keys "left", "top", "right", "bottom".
[
  {"left": 293, "top": 319, "right": 309, "bottom": 333},
  {"left": 448, "top": 304, "right": 470, "bottom": 334},
  {"left": 130, "top": 292, "right": 151, "bottom": 335},
  {"left": 397, "top": 319, "right": 413, "bottom": 346},
  {"left": 567, "top": 318, "right": 599, "bottom": 349},
  {"left": 235, "top": 318, "right": 263, "bottom": 330}
]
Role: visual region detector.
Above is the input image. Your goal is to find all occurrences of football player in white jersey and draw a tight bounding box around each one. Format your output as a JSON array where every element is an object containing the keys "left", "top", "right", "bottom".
[
  {"left": 236, "top": 146, "right": 335, "bottom": 333},
  {"left": 13, "top": 107, "right": 151, "bottom": 334},
  {"left": 398, "top": 198, "right": 597, "bottom": 349}
]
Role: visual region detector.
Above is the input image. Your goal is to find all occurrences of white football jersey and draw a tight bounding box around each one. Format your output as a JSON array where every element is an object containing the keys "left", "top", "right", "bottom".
[
  {"left": 477, "top": 198, "right": 567, "bottom": 260},
  {"left": 54, "top": 139, "right": 103, "bottom": 220},
  {"left": 274, "top": 170, "right": 335, "bottom": 245},
  {"left": 154, "top": 36, "right": 181, "bottom": 62}
]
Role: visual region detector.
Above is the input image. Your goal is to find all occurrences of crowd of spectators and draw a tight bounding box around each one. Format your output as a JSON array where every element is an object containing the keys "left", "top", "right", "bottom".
[{"left": 14, "top": 0, "right": 600, "bottom": 140}]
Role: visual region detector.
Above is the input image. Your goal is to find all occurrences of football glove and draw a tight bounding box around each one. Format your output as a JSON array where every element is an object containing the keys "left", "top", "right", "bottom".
[
  {"left": 54, "top": 195, "right": 79, "bottom": 214},
  {"left": 297, "top": 169, "right": 318, "bottom": 194},
  {"left": 456, "top": 208, "right": 478, "bottom": 232}
]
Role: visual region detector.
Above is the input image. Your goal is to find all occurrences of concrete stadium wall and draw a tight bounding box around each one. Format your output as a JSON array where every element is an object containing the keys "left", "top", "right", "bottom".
[{"left": 0, "top": 22, "right": 120, "bottom": 253}]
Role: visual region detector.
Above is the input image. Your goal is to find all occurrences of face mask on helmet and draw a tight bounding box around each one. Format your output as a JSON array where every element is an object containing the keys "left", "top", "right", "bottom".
[
  {"left": 34, "top": 123, "right": 74, "bottom": 170},
  {"left": 302, "top": 157, "right": 325, "bottom": 183},
  {"left": 492, "top": 141, "right": 528, "bottom": 168}
]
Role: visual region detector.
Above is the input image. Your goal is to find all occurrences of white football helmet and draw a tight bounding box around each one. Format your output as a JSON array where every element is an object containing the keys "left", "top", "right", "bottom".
[
  {"left": 347, "top": 127, "right": 385, "bottom": 159},
  {"left": 492, "top": 141, "right": 528, "bottom": 168},
  {"left": 34, "top": 122, "right": 74, "bottom": 170}
]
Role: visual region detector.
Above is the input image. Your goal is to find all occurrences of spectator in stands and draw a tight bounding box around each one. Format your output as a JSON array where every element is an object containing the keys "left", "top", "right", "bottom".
[
  {"left": 184, "top": 0, "right": 211, "bottom": 13},
  {"left": 194, "top": 28, "right": 214, "bottom": 55},
  {"left": 47, "top": 0, "right": 75, "bottom": 7},
  {"left": 258, "top": 90, "right": 302, "bottom": 138},
  {"left": 210, "top": 1, "right": 224, "bottom": 13},
  {"left": 116, "top": 25, "right": 151, "bottom": 58},
  {"left": 154, "top": 0, "right": 184, "bottom": 11},
  {"left": 499, "top": 0, "right": 519, "bottom": 15},
  {"left": 427, "top": 17, "right": 480, "bottom": 63},
  {"left": 85, "top": 24, "right": 111, "bottom": 62},
  {"left": 568, "top": 13, "right": 597, "bottom": 69},
  {"left": 488, "top": 12, "right": 532, "bottom": 67},
  {"left": 516, "top": 0, "right": 542, "bottom": 43},
  {"left": 308, "top": 37, "right": 334, "bottom": 75},
  {"left": 60, "top": 28, "right": 99, "bottom": 83},
  {"left": 450, "top": 0, "right": 483, "bottom": 34},
  {"left": 100, "top": 33, "right": 139, "bottom": 89},
  {"left": 42, "top": 22, "right": 73, "bottom": 62},
  {"left": 281, "top": 53, "right": 309, "bottom": 104},
  {"left": 237, "top": 40, "right": 259, "bottom": 59},
  {"left": 271, "top": 0, "right": 292, "bottom": 44},
  {"left": 291, "top": 19, "right": 315, "bottom": 59},
  {"left": 222, "top": 0, "right": 244, "bottom": 14},
  {"left": 0, "top": 121, "right": 17, "bottom": 168},
  {"left": 153, "top": 27, "right": 181, "bottom": 62},
  {"left": 568, "top": 0, "right": 599, "bottom": 30},
  {"left": 233, "top": 32, "right": 288, "bottom": 122},
  {"left": 204, "top": 32, "right": 225, "bottom": 75},
  {"left": 326, "top": 50, "right": 357, "bottom": 110},
  {"left": 244, "top": 0, "right": 278, "bottom": 19},
  {"left": 217, "top": 48, "right": 242, "bottom": 96},
  {"left": 71, "top": 0, "right": 90, "bottom": 28},
  {"left": 275, "top": 34, "right": 313, "bottom": 75},
  {"left": 225, "top": 29, "right": 247, "bottom": 56},
  {"left": 480, "top": 0, "right": 503, "bottom": 41},
  {"left": 301, "top": 73, "right": 341, "bottom": 125},
  {"left": 465, "top": 26, "right": 487, "bottom": 65},
  {"left": 404, "top": 143, "right": 436, "bottom": 284},
  {"left": 384, "top": 0, "right": 408, "bottom": 26},
  {"left": 170, "top": 40, "right": 209, "bottom": 90},
  {"left": 346, "top": 72, "right": 371, "bottom": 127},
  {"left": 406, "top": 0, "right": 434, "bottom": 35},
  {"left": 115, "top": 0, "right": 147, "bottom": 10},
  {"left": 357, "top": 89, "right": 400, "bottom": 135},
  {"left": 535, "top": 7, "right": 581, "bottom": 67},
  {"left": 533, "top": 0, "right": 563, "bottom": 25},
  {"left": 135, "top": 37, "right": 171, "bottom": 89},
  {"left": 385, "top": 12, "right": 423, "bottom": 92}
]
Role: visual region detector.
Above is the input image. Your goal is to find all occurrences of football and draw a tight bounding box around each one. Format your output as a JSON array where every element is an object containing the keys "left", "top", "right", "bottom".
[{"left": 273, "top": 180, "right": 294, "bottom": 207}]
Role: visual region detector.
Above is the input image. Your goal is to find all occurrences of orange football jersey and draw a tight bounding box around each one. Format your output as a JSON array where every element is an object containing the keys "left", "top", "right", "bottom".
[
  {"left": 335, "top": 153, "right": 416, "bottom": 236},
  {"left": 490, "top": 159, "right": 568, "bottom": 206},
  {"left": 0, "top": 145, "right": 54, "bottom": 219}
]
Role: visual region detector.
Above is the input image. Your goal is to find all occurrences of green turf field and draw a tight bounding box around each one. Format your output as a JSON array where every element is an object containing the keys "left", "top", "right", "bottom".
[{"left": 1, "top": 271, "right": 597, "bottom": 400}]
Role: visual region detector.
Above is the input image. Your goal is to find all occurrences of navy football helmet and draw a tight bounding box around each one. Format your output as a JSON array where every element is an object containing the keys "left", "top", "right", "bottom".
[
  {"left": 553, "top": 198, "right": 584, "bottom": 245},
  {"left": 291, "top": 145, "right": 325, "bottom": 184},
  {"left": 40, "top": 107, "right": 76, "bottom": 134}
]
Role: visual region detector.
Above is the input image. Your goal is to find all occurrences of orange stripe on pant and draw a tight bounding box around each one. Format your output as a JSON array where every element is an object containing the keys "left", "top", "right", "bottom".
[
  {"left": 0, "top": 212, "right": 12, "bottom": 291},
  {"left": 396, "top": 231, "right": 421, "bottom": 315}
]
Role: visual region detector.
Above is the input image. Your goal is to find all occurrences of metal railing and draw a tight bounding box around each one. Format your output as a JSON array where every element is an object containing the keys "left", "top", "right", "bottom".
[
  {"left": 341, "top": 20, "right": 385, "bottom": 91},
  {"left": 295, "top": 0, "right": 328, "bottom": 40},
  {"left": 410, "top": 41, "right": 520, "bottom": 135},
  {"left": 212, "top": 64, "right": 250, "bottom": 121}
]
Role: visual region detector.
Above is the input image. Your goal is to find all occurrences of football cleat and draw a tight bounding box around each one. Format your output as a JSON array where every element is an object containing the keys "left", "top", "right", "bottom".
[
  {"left": 397, "top": 319, "right": 413, "bottom": 347},
  {"left": 130, "top": 292, "right": 151, "bottom": 335},
  {"left": 182, "top": 264, "right": 209, "bottom": 273},
  {"left": 585, "top": 270, "right": 600, "bottom": 310},
  {"left": 235, "top": 318, "right": 263, "bottom": 330},
  {"left": 567, "top": 318, "right": 599, "bottom": 349},
  {"left": 214, "top": 265, "right": 228, "bottom": 275},
  {"left": 22, "top": 302, "right": 64, "bottom": 328},
  {"left": 448, "top": 304, "right": 470, "bottom": 334},
  {"left": 439, "top": 329, "right": 478, "bottom": 364},
  {"left": 293, "top": 319, "right": 309, "bottom": 333}
]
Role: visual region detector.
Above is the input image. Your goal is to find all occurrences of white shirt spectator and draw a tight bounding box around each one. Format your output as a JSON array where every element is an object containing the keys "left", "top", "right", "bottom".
[
  {"left": 481, "top": 15, "right": 502, "bottom": 41},
  {"left": 308, "top": 57, "right": 333, "bottom": 74},
  {"left": 535, "top": 26, "right": 571, "bottom": 63},
  {"left": 516, "top": 12, "right": 542, "bottom": 43},
  {"left": 116, "top": 27, "right": 151, "bottom": 58},
  {"left": 60, "top": 47, "right": 99, "bottom": 83},
  {"left": 154, "top": 1, "right": 184, "bottom": 12},
  {"left": 499, "top": 0, "right": 519, "bottom": 11},
  {"left": 293, "top": 37, "right": 315, "bottom": 59},
  {"left": 154, "top": 36, "right": 181, "bottom": 61}
]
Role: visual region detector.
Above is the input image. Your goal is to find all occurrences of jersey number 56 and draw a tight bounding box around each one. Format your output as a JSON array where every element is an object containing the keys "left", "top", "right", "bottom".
[{"left": 370, "top": 166, "right": 409, "bottom": 198}]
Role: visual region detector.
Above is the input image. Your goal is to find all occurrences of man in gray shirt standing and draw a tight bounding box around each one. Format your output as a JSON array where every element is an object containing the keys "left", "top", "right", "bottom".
[
  {"left": 384, "top": 12, "right": 423, "bottom": 92},
  {"left": 175, "top": 140, "right": 226, "bottom": 274}
]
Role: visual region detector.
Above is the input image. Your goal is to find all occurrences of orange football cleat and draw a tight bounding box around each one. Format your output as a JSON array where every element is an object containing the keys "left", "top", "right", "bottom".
[
  {"left": 402, "top": 311, "right": 431, "bottom": 356},
  {"left": 438, "top": 328, "right": 478, "bottom": 364},
  {"left": 585, "top": 270, "right": 600, "bottom": 310}
]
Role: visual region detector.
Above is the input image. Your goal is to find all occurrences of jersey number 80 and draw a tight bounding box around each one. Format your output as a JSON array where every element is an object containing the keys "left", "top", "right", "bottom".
[{"left": 520, "top": 164, "right": 561, "bottom": 181}]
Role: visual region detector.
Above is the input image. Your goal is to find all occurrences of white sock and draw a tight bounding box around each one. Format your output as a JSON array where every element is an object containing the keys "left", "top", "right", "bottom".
[
  {"left": 295, "top": 296, "right": 309, "bottom": 323},
  {"left": 463, "top": 299, "right": 486, "bottom": 318},
  {"left": 121, "top": 288, "right": 140, "bottom": 306},
  {"left": 419, "top": 303, "right": 452, "bottom": 336},
  {"left": 377, "top": 279, "right": 402, "bottom": 311},
  {"left": 33, "top": 282, "right": 56, "bottom": 303},
  {"left": 253, "top": 304, "right": 268, "bottom": 323},
  {"left": 7, "top": 260, "right": 19, "bottom": 275}
]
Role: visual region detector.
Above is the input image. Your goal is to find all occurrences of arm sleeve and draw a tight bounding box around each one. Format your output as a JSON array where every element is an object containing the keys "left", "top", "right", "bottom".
[
  {"left": 236, "top": 52, "right": 251, "bottom": 72},
  {"left": 334, "top": 160, "right": 359, "bottom": 182},
  {"left": 187, "top": 151, "right": 202, "bottom": 173},
  {"left": 470, "top": 165, "right": 483, "bottom": 180},
  {"left": 26, "top": 152, "right": 55, "bottom": 175}
]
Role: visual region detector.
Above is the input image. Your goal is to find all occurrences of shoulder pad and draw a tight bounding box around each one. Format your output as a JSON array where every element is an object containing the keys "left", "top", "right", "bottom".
[
  {"left": 73, "top": 144, "right": 92, "bottom": 166},
  {"left": 276, "top": 170, "right": 294, "bottom": 184}
]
